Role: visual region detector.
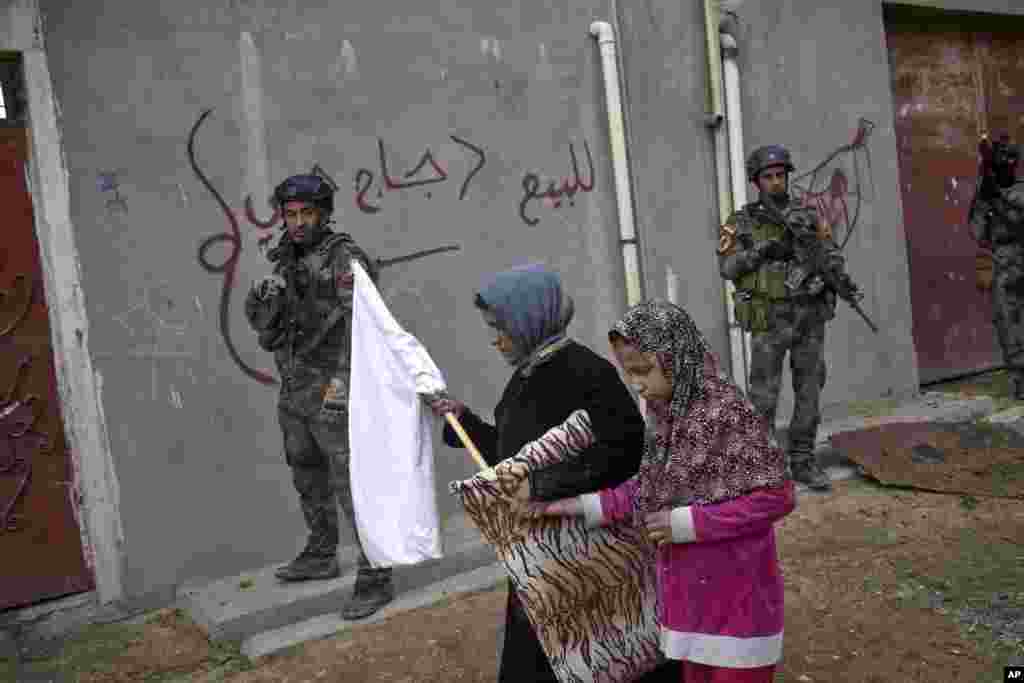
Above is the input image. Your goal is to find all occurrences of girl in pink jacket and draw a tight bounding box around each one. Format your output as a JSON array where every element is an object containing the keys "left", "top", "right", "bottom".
[{"left": 533, "top": 300, "right": 796, "bottom": 683}]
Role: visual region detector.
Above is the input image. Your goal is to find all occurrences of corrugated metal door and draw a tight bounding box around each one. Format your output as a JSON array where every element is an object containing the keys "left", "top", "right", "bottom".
[
  {"left": 885, "top": 7, "right": 1024, "bottom": 383},
  {"left": 0, "top": 133, "right": 94, "bottom": 610}
]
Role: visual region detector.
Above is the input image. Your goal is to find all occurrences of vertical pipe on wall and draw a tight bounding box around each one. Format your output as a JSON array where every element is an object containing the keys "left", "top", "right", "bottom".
[
  {"left": 721, "top": 31, "right": 753, "bottom": 388},
  {"left": 590, "top": 21, "right": 643, "bottom": 308},
  {"left": 703, "top": 0, "right": 748, "bottom": 392}
]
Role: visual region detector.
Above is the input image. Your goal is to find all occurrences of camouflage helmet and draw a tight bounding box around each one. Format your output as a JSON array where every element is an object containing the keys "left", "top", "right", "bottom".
[
  {"left": 746, "top": 145, "right": 795, "bottom": 182},
  {"left": 272, "top": 174, "right": 335, "bottom": 214}
]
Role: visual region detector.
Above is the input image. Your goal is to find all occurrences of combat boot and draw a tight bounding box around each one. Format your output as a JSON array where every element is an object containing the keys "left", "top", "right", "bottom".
[
  {"left": 274, "top": 547, "right": 341, "bottom": 582},
  {"left": 791, "top": 458, "right": 832, "bottom": 491},
  {"left": 341, "top": 567, "right": 394, "bottom": 620}
]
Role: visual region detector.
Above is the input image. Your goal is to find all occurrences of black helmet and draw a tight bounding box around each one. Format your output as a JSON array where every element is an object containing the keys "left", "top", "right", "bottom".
[
  {"left": 746, "top": 145, "right": 795, "bottom": 182},
  {"left": 272, "top": 174, "right": 334, "bottom": 214}
]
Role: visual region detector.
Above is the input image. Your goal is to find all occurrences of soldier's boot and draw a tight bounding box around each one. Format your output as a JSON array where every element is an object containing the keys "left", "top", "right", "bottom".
[
  {"left": 342, "top": 567, "right": 394, "bottom": 620},
  {"left": 274, "top": 547, "right": 341, "bottom": 582},
  {"left": 790, "top": 454, "right": 832, "bottom": 491}
]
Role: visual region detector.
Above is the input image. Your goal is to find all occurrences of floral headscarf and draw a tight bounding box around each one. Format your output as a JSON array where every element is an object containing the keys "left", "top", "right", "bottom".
[{"left": 610, "top": 300, "right": 787, "bottom": 513}]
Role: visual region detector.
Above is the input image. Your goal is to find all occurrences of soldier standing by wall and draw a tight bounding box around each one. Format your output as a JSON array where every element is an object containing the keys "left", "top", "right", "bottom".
[
  {"left": 971, "top": 134, "right": 1024, "bottom": 399},
  {"left": 245, "top": 173, "right": 393, "bottom": 620},
  {"left": 718, "top": 146, "right": 863, "bottom": 492}
]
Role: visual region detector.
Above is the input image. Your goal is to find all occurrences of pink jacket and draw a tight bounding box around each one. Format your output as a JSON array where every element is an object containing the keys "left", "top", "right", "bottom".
[{"left": 581, "top": 479, "right": 796, "bottom": 668}]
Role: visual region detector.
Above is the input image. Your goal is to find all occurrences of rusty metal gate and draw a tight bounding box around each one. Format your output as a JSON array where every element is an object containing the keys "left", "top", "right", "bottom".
[
  {"left": 0, "top": 130, "right": 94, "bottom": 610},
  {"left": 885, "top": 6, "right": 1024, "bottom": 384}
]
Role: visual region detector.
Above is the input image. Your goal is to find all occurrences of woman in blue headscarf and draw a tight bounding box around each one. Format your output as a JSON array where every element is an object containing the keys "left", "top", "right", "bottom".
[{"left": 428, "top": 263, "right": 679, "bottom": 682}]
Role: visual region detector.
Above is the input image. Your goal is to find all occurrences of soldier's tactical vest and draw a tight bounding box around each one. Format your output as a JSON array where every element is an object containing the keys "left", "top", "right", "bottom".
[
  {"left": 733, "top": 209, "right": 790, "bottom": 333},
  {"left": 275, "top": 232, "right": 363, "bottom": 372}
]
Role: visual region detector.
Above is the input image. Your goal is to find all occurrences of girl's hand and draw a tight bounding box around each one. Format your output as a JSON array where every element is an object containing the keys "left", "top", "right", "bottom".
[
  {"left": 643, "top": 510, "right": 672, "bottom": 547},
  {"left": 527, "top": 496, "right": 584, "bottom": 518}
]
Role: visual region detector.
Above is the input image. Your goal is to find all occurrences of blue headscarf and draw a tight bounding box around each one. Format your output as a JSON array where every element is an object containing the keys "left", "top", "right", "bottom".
[{"left": 476, "top": 263, "right": 574, "bottom": 369}]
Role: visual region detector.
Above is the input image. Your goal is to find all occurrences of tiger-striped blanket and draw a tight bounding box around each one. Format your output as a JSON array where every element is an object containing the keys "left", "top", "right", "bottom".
[{"left": 450, "top": 410, "right": 663, "bottom": 683}]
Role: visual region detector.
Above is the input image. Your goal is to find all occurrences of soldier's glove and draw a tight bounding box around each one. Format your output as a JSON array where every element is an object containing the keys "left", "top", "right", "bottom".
[
  {"left": 837, "top": 274, "right": 864, "bottom": 302},
  {"left": 760, "top": 240, "right": 794, "bottom": 262},
  {"left": 806, "top": 275, "right": 826, "bottom": 296},
  {"left": 252, "top": 274, "right": 286, "bottom": 301}
]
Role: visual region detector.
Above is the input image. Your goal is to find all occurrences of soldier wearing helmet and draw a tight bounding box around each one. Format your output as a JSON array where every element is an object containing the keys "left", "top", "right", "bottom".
[
  {"left": 970, "top": 134, "right": 1024, "bottom": 398},
  {"left": 245, "top": 173, "right": 393, "bottom": 619},
  {"left": 718, "top": 145, "right": 855, "bottom": 491}
]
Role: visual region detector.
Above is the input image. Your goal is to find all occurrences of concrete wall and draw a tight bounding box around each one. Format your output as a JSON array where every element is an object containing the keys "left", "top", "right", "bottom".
[
  {"left": 36, "top": 0, "right": 636, "bottom": 600},
  {"left": 615, "top": 0, "right": 730, "bottom": 354},
  {"left": 31, "top": 0, "right": 1023, "bottom": 601}
]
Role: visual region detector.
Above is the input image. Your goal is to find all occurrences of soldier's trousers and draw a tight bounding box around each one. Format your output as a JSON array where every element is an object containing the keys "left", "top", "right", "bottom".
[
  {"left": 747, "top": 302, "right": 828, "bottom": 467},
  {"left": 991, "top": 249, "right": 1024, "bottom": 387},
  {"left": 278, "top": 404, "right": 373, "bottom": 570}
]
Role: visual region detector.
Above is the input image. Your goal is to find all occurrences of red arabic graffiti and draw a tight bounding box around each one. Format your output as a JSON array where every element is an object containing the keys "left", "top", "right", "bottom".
[
  {"left": 519, "top": 141, "right": 595, "bottom": 226},
  {"left": 354, "top": 135, "right": 486, "bottom": 214},
  {"left": 188, "top": 109, "right": 278, "bottom": 386},
  {"left": 188, "top": 109, "right": 467, "bottom": 385}
]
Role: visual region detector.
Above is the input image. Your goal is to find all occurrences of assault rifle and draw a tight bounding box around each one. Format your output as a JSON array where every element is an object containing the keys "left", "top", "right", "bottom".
[{"left": 770, "top": 205, "right": 880, "bottom": 334}]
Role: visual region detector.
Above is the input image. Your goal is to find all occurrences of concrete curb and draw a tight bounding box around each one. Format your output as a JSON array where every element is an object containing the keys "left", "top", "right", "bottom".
[
  {"left": 180, "top": 510, "right": 497, "bottom": 643},
  {"left": 240, "top": 561, "right": 507, "bottom": 659}
]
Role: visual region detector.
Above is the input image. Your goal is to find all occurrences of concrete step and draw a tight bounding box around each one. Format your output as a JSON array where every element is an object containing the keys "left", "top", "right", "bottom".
[
  {"left": 241, "top": 561, "right": 507, "bottom": 659},
  {"left": 179, "top": 510, "right": 497, "bottom": 643}
]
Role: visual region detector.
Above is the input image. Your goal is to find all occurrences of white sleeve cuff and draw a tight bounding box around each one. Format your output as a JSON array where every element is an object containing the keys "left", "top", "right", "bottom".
[
  {"left": 670, "top": 506, "right": 697, "bottom": 543},
  {"left": 580, "top": 493, "right": 605, "bottom": 529}
]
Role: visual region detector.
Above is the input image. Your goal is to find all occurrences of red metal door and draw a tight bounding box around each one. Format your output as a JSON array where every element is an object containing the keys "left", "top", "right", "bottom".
[
  {"left": 885, "top": 7, "right": 1024, "bottom": 383},
  {"left": 0, "top": 131, "right": 94, "bottom": 610}
]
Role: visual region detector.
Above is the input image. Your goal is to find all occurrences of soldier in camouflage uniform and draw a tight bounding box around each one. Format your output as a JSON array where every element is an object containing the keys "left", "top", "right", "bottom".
[
  {"left": 970, "top": 136, "right": 1024, "bottom": 399},
  {"left": 245, "top": 174, "right": 393, "bottom": 619},
  {"left": 718, "top": 146, "right": 860, "bottom": 491}
]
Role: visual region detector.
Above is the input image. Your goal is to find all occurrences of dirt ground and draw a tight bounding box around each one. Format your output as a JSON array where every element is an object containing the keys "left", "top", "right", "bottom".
[
  {"left": 5, "top": 372, "right": 1023, "bottom": 682},
  {"left": 6, "top": 479, "right": 1020, "bottom": 683}
]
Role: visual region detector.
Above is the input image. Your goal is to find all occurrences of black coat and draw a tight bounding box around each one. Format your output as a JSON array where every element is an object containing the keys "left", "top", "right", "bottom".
[{"left": 443, "top": 341, "right": 679, "bottom": 682}]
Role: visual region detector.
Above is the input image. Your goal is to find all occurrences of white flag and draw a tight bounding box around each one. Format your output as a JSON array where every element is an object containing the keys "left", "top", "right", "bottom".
[{"left": 348, "top": 260, "right": 445, "bottom": 567}]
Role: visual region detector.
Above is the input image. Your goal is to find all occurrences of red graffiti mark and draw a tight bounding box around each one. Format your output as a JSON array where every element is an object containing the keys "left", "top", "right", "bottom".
[
  {"left": 0, "top": 355, "right": 47, "bottom": 534},
  {"left": 791, "top": 118, "right": 876, "bottom": 250},
  {"left": 188, "top": 109, "right": 277, "bottom": 386},
  {"left": 354, "top": 168, "right": 380, "bottom": 213},
  {"left": 798, "top": 169, "right": 850, "bottom": 239},
  {"left": 520, "top": 140, "right": 596, "bottom": 226},
  {"left": 244, "top": 195, "right": 281, "bottom": 252},
  {"left": 380, "top": 139, "right": 449, "bottom": 190},
  {"left": 354, "top": 135, "right": 487, "bottom": 214}
]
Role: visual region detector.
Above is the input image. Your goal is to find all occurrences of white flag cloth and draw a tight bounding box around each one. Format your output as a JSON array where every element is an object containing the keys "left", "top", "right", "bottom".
[{"left": 349, "top": 260, "right": 446, "bottom": 567}]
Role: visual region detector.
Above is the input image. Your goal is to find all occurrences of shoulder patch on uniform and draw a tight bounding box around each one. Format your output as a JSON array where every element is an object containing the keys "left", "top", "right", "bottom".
[
  {"left": 316, "top": 233, "right": 348, "bottom": 253},
  {"left": 718, "top": 221, "right": 738, "bottom": 255}
]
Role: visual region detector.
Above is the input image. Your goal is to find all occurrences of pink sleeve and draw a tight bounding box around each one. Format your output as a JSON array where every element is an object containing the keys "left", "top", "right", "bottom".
[
  {"left": 598, "top": 476, "right": 641, "bottom": 525},
  {"left": 681, "top": 481, "right": 796, "bottom": 544}
]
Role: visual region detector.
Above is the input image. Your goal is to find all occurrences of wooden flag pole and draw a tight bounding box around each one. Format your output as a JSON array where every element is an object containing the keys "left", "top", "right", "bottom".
[{"left": 444, "top": 413, "right": 490, "bottom": 472}]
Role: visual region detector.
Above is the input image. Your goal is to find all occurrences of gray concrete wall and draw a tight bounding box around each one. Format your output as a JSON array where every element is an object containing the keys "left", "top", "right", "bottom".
[
  {"left": 615, "top": 0, "right": 730, "bottom": 354},
  {"left": 38, "top": 0, "right": 631, "bottom": 599},
  {"left": 33, "top": 0, "right": 1019, "bottom": 600},
  {"left": 718, "top": 0, "right": 921, "bottom": 419}
]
